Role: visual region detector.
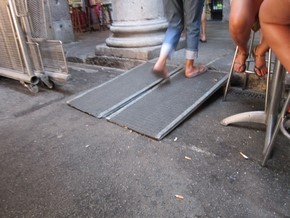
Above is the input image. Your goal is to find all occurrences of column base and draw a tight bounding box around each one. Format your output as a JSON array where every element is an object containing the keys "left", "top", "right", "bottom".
[
  {"left": 92, "top": 39, "right": 186, "bottom": 70},
  {"left": 106, "top": 19, "right": 168, "bottom": 48}
]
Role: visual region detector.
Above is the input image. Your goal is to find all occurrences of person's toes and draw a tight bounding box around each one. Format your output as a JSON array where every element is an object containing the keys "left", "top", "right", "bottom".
[{"left": 233, "top": 53, "right": 248, "bottom": 73}]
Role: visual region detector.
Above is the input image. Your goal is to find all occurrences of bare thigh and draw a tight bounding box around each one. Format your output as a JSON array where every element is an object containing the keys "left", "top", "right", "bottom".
[
  {"left": 229, "top": 0, "right": 263, "bottom": 29},
  {"left": 260, "top": 0, "right": 290, "bottom": 71},
  {"left": 260, "top": 0, "right": 290, "bottom": 25}
]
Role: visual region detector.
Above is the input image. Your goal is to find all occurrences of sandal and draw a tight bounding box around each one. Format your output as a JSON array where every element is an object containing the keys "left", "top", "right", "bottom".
[
  {"left": 185, "top": 65, "right": 207, "bottom": 78},
  {"left": 252, "top": 46, "right": 268, "bottom": 77},
  {"left": 233, "top": 52, "right": 248, "bottom": 73}
]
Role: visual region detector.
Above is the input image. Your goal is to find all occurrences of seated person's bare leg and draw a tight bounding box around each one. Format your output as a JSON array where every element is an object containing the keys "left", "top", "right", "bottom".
[
  {"left": 229, "top": 0, "right": 263, "bottom": 73},
  {"left": 259, "top": 0, "right": 290, "bottom": 72},
  {"left": 252, "top": 37, "right": 269, "bottom": 77}
]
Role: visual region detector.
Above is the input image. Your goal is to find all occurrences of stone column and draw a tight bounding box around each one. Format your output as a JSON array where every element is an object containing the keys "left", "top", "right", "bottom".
[
  {"left": 105, "top": 0, "right": 168, "bottom": 48},
  {"left": 48, "top": 0, "right": 75, "bottom": 43},
  {"left": 93, "top": 0, "right": 169, "bottom": 69}
]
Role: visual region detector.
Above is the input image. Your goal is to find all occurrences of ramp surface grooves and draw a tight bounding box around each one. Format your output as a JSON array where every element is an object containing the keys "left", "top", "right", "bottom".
[
  {"left": 67, "top": 62, "right": 180, "bottom": 118},
  {"left": 108, "top": 70, "right": 227, "bottom": 140}
]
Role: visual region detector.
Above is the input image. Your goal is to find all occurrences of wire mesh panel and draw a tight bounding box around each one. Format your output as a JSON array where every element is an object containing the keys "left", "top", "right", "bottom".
[
  {"left": 27, "top": 42, "right": 44, "bottom": 72},
  {"left": 25, "top": 1, "right": 68, "bottom": 74},
  {"left": 0, "top": 0, "right": 24, "bottom": 72},
  {"left": 38, "top": 40, "right": 68, "bottom": 73},
  {"left": 26, "top": 0, "right": 47, "bottom": 39},
  {"left": 13, "top": 0, "right": 28, "bottom": 17}
]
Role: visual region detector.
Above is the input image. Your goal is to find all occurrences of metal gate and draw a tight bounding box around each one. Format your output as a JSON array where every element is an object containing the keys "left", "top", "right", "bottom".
[{"left": 0, "top": 0, "right": 70, "bottom": 93}]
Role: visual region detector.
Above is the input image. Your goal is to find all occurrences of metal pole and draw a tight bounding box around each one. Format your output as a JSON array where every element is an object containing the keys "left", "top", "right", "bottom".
[
  {"left": 0, "top": 67, "right": 38, "bottom": 84},
  {"left": 263, "top": 60, "right": 285, "bottom": 154}
]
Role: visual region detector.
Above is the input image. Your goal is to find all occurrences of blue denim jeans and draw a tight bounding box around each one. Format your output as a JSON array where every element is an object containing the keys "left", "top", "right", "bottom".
[{"left": 161, "top": 0, "right": 204, "bottom": 60}]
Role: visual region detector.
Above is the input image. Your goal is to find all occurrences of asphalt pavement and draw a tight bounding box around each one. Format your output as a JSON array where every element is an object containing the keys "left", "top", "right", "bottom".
[{"left": 0, "top": 21, "right": 289, "bottom": 218}]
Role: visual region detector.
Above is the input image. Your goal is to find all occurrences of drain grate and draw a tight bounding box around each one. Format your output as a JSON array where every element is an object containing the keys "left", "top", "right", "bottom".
[{"left": 229, "top": 87, "right": 266, "bottom": 100}]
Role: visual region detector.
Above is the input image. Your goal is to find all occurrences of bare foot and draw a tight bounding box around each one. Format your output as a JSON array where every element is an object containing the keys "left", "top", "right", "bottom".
[
  {"left": 152, "top": 59, "right": 169, "bottom": 79},
  {"left": 152, "top": 68, "right": 169, "bottom": 79}
]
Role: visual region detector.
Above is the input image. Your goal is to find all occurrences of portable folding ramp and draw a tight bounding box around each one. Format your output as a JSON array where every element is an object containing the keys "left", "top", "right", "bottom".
[
  {"left": 108, "top": 69, "right": 227, "bottom": 140},
  {"left": 67, "top": 62, "right": 182, "bottom": 118}
]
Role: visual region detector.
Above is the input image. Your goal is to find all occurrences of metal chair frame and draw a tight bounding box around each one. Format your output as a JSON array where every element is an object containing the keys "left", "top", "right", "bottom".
[
  {"left": 262, "top": 75, "right": 290, "bottom": 166},
  {"left": 223, "top": 30, "right": 273, "bottom": 109}
]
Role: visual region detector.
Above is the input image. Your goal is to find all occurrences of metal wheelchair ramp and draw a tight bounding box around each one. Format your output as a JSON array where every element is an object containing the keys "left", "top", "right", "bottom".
[
  {"left": 108, "top": 69, "right": 227, "bottom": 140},
  {"left": 67, "top": 62, "right": 181, "bottom": 118}
]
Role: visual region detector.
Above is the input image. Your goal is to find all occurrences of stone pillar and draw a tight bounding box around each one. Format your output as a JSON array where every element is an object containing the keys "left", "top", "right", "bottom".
[
  {"left": 48, "top": 0, "right": 75, "bottom": 43},
  {"left": 105, "top": 0, "right": 168, "bottom": 48},
  {"left": 93, "top": 0, "right": 170, "bottom": 69}
]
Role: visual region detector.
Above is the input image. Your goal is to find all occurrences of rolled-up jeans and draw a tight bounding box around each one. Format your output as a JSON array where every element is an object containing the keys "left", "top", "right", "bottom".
[{"left": 161, "top": 0, "right": 204, "bottom": 60}]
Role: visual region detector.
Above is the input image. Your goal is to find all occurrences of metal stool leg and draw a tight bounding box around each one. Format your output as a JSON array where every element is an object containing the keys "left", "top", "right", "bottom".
[
  {"left": 280, "top": 92, "right": 290, "bottom": 139},
  {"left": 265, "top": 49, "right": 272, "bottom": 108},
  {"left": 262, "top": 90, "right": 290, "bottom": 166},
  {"left": 223, "top": 46, "right": 238, "bottom": 101},
  {"left": 223, "top": 30, "right": 256, "bottom": 100},
  {"left": 223, "top": 30, "right": 273, "bottom": 110},
  {"left": 243, "top": 30, "right": 256, "bottom": 90}
]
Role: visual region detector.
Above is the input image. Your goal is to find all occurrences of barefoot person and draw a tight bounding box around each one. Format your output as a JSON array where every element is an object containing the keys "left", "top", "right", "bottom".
[
  {"left": 229, "top": 0, "right": 269, "bottom": 77},
  {"left": 153, "top": 0, "right": 207, "bottom": 79}
]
